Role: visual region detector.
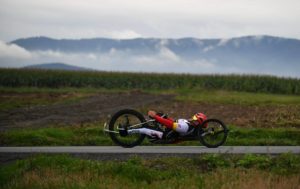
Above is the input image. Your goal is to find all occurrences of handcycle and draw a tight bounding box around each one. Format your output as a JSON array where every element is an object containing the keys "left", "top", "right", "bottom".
[{"left": 104, "top": 109, "right": 228, "bottom": 148}]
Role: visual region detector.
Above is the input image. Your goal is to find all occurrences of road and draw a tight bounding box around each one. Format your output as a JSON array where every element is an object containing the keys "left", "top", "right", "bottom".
[
  {"left": 1, "top": 146, "right": 300, "bottom": 154},
  {"left": 1, "top": 146, "right": 300, "bottom": 162}
]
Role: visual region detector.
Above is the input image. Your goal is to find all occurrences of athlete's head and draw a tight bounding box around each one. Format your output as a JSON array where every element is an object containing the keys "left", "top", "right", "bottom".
[{"left": 192, "top": 112, "right": 207, "bottom": 126}]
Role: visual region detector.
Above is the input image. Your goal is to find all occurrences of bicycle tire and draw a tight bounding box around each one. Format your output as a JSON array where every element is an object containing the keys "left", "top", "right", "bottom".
[
  {"left": 109, "top": 109, "right": 146, "bottom": 148},
  {"left": 198, "top": 119, "right": 228, "bottom": 148}
]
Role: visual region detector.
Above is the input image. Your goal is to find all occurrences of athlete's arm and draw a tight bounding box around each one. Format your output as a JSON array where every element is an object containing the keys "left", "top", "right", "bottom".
[
  {"left": 153, "top": 115, "right": 174, "bottom": 128},
  {"left": 148, "top": 110, "right": 174, "bottom": 129}
]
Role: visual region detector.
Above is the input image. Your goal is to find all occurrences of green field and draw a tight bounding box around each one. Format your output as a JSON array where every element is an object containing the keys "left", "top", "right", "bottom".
[
  {"left": 0, "top": 70, "right": 300, "bottom": 145},
  {"left": 1, "top": 68, "right": 300, "bottom": 94},
  {"left": 1, "top": 154, "right": 299, "bottom": 189},
  {"left": 1, "top": 69, "right": 300, "bottom": 189}
]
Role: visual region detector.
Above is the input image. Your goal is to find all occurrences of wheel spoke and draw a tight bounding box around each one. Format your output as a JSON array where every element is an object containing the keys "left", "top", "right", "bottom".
[
  {"left": 199, "top": 119, "right": 228, "bottom": 148},
  {"left": 214, "top": 130, "right": 225, "bottom": 135},
  {"left": 109, "top": 109, "right": 146, "bottom": 147}
]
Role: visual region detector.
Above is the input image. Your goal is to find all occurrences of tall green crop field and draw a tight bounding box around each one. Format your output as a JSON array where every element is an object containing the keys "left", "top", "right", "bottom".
[{"left": 0, "top": 68, "right": 299, "bottom": 94}]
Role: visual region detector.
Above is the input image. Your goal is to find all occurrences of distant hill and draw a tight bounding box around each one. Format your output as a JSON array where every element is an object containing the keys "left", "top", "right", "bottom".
[
  {"left": 10, "top": 35, "right": 300, "bottom": 76},
  {"left": 11, "top": 35, "right": 300, "bottom": 55},
  {"left": 23, "top": 63, "right": 91, "bottom": 71}
]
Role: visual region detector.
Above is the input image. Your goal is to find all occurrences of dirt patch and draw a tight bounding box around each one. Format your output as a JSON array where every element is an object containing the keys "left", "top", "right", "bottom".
[
  {"left": 0, "top": 92, "right": 86, "bottom": 111},
  {"left": 0, "top": 91, "right": 174, "bottom": 131},
  {"left": 0, "top": 92, "right": 77, "bottom": 101},
  {"left": 146, "top": 101, "right": 300, "bottom": 128},
  {"left": 1, "top": 91, "right": 299, "bottom": 131}
]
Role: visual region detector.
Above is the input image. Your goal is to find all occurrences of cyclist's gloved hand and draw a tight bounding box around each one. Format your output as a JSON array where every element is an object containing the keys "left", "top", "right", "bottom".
[{"left": 148, "top": 110, "right": 157, "bottom": 118}]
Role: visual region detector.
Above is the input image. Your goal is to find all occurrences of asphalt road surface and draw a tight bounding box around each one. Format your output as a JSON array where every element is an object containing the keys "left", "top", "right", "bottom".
[
  {"left": 1, "top": 146, "right": 299, "bottom": 163},
  {"left": 1, "top": 146, "right": 300, "bottom": 154}
]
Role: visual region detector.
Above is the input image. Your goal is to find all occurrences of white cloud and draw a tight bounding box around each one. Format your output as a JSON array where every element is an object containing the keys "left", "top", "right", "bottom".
[
  {"left": 202, "top": 38, "right": 234, "bottom": 52},
  {"left": 202, "top": 46, "right": 214, "bottom": 52},
  {"left": 233, "top": 40, "right": 240, "bottom": 48},
  {"left": 32, "top": 50, "right": 63, "bottom": 58},
  {"left": 87, "top": 53, "right": 97, "bottom": 60},
  {"left": 0, "top": 44, "right": 212, "bottom": 73},
  {"left": 253, "top": 35, "right": 264, "bottom": 41},
  {"left": 217, "top": 38, "right": 231, "bottom": 46},
  {"left": 193, "top": 39, "right": 204, "bottom": 46},
  {"left": 0, "top": 41, "right": 32, "bottom": 59},
  {"left": 251, "top": 35, "right": 266, "bottom": 45},
  {"left": 159, "top": 47, "right": 180, "bottom": 62},
  {"left": 159, "top": 39, "right": 169, "bottom": 46},
  {"left": 154, "top": 39, "right": 181, "bottom": 62},
  {"left": 109, "top": 48, "right": 117, "bottom": 55},
  {"left": 0, "top": 45, "right": 298, "bottom": 77}
]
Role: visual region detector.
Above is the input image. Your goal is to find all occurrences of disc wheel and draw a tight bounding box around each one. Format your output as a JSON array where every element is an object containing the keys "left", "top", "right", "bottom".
[
  {"left": 198, "top": 119, "right": 228, "bottom": 148},
  {"left": 109, "top": 109, "right": 146, "bottom": 148}
]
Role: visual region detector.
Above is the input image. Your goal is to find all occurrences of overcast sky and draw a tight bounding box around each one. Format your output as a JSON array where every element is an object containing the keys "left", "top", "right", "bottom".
[{"left": 0, "top": 0, "right": 300, "bottom": 41}]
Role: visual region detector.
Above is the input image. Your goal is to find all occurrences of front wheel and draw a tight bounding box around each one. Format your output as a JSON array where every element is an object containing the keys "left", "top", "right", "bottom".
[
  {"left": 198, "top": 119, "right": 228, "bottom": 148},
  {"left": 108, "top": 109, "right": 146, "bottom": 148}
]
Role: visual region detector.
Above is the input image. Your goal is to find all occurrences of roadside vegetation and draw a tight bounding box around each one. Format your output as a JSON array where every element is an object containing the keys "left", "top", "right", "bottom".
[
  {"left": 1, "top": 124, "right": 299, "bottom": 146},
  {"left": 0, "top": 154, "right": 299, "bottom": 189}
]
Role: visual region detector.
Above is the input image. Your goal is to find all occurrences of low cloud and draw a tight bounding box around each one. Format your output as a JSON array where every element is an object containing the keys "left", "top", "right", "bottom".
[
  {"left": 159, "top": 47, "right": 180, "bottom": 62},
  {"left": 217, "top": 38, "right": 230, "bottom": 46},
  {"left": 202, "top": 45, "right": 214, "bottom": 52},
  {"left": 0, "top": 41, "right": 32, "bottom": 59},
  {"left": 0, "top": 42, "right": 297, "bottom": 77},
  {"left": 0, "top": 43, "right": 217, "bottom": 74}
]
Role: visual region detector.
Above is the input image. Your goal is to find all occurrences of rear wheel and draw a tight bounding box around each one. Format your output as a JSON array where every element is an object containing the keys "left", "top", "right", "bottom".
[
  {"left": 198, "top": 119, "right": 228, "bottom": 148},
  {"left": 109, "top": 109, "right": 146, "bottom": 148}
]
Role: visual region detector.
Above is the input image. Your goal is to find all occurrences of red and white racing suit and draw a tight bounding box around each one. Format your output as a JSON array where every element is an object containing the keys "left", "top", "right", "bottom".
[
  {"left": 128, "top": 114, "right": 191, "bottom": 139},
  {"left": 153, "top": 115, "right": 191, "bottom": 134}
]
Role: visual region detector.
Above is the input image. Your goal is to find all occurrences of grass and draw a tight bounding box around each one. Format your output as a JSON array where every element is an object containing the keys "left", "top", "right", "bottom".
[
  {"left": 0, "top": 86, "right": 126, "bottom": 94},
  {"left": 0, "top": 93, "right": 89, "bottom": 111},
  {"left": 0, "top": 87, "right": 126, "bottom": 111},
  {"left": 0, "top": 154, "right": 299, "bottom": 189},
  {"left": 1, "top": 124, "right": 300, "bottom": 146},
  {"left": 226, "top": 126, "right": 300, "bottom": 146},
  {"left": 174, "top": 89, "right": 300, "bottom": 106},
  {"left": 0, "top": 123, "right": 113, "bottom": 146},
  {"left": 1, "top": 87, "right": 300, "bottom": 111}
]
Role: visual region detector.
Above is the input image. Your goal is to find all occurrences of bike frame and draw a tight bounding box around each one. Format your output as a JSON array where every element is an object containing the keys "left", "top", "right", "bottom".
[{"left": 103, "top": 119, "right": 155, "bottom": 134}]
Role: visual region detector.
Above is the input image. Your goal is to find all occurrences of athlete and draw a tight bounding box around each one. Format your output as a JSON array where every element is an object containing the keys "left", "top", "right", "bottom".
[
  {"left": 147, "top": 110, "right": 207, "bottom": 136},
  {"left": 119, "top": 110, "right": 207, "bottom": 139}
]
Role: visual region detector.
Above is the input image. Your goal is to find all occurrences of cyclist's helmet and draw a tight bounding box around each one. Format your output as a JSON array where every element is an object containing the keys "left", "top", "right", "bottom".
[{"left": 192, "top": 112, "right": 207, "bottom": 126}]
